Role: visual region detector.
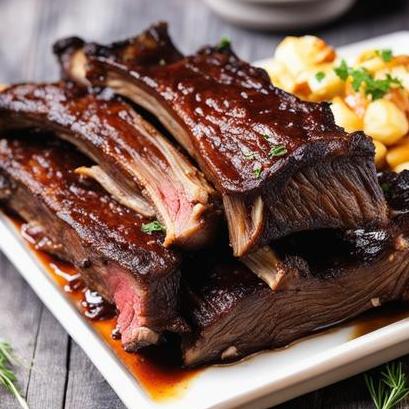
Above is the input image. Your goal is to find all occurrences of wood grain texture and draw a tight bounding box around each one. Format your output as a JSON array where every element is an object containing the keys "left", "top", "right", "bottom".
[
  {"left": 64, "top": 341, "right": 125, "bottom": 409},
  {"left": 0, "top": 0, "right": 409, "bottom": 408},
  {"left": 25, "top": 310, "right": 69, "bottom": 409}
]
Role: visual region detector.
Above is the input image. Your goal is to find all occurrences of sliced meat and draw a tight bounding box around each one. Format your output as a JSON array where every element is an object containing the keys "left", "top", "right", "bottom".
[
  {"left": 181, "top": 226, "right": 409, "bottom": 366},
  {"left": 53, "top": 23, "right": 388, "bottom": 256},
  {"left": 0, "top": 83, "right": 219, "bottom": 250},
  {"left": 181, "top": 177, "right": 409, "bottom": 367},
  {"left": 0, "top": 135, "right": 187, "bottom": 351}
]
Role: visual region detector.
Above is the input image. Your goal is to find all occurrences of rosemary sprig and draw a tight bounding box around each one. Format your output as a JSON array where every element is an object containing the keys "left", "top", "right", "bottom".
[
  {"left": 365, "top": 362, "right": 409, "bottom": 409},
  {"left": 0, "top": 341, "right": 29, "bottom": 409}
]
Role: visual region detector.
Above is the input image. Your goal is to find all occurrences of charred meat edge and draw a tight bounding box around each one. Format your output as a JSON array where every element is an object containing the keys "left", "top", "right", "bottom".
[
  {"left": 182, "top": 230, "right": 409, "bottom": 366},
  {"left": 182, "top": 172, "right": 409, "bottom": 366},
  {"left": 53, "top": 23, "right": 388, "bottom": 257},
  {"left": 0, "top": 83, "right": 219, "bottom": 250},
  {"left": 0, "top": 136, "right": 187, "bottom": 351}
]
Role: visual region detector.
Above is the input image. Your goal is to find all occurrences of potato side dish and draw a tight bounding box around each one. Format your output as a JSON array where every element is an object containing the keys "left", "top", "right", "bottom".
[{"left": 265, "top": 36, "right": 409, "bottom": 171}]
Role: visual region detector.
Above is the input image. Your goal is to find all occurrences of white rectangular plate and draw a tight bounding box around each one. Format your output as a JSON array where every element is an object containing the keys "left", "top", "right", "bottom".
[{"left": 1, "top": 31, "right": 409, "bottom": 409}]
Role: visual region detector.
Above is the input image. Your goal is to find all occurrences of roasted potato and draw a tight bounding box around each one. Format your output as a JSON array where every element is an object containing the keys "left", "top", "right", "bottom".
[
  {"left": 274, "top": 36, "right": 336, "bottom": 77},
  {"left": 330, "top": 97, "right": 363, "bottom": 133},
  {"left": 364, "top": 99, "right": 408, "bottom": 146},
  {"left": 268, "top": 36, "right": 409, "bottom": 171}
]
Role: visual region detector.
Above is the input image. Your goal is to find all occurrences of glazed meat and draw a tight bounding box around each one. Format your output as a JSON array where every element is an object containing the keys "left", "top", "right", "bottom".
[
  {"left": 0, "top": 83, "right": 218, "bottom": 250},
  {"left": 1, "top": 23, "right": 405, "bottom": 371},
  {"left": 53, "top": 23, "right": 388, "bottom": 256},
  {"left": 181, "top": 176, "right": 409, "bottom": 366},
  {"left": 0, "top": 135, "right": 187, "bottom": 351}
]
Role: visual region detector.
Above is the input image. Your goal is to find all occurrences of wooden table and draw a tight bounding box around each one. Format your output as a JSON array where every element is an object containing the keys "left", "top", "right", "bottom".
[{"left": 0, "top": 0, "right": 408, "bottom": 407}]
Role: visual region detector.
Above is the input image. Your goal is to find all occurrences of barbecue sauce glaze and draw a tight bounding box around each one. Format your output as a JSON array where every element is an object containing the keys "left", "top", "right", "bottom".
[
  {"left": 352, "top": 303, "right": 409, "bottom": 338},
  {"left": 6, "top": 212, "right": 409, "bottom": 400},
  {"left": 12, "top": 214, "right": 199, "bottom": 401}
]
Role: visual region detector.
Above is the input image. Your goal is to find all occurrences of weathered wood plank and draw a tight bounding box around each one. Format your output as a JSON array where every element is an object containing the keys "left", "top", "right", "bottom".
[
  {"left": 64, "top": 341, "right": 126, "bottom": 409},
  {"left": 0, "top": 253, "right": 43, "bottom": 408},
  {"left": 0, "top": 1, "right": 71, "bottom": 407},
  {"left": 0, "top": 0, "right": 42, "bottom": 82},
  {"left": 25, "top": 310, "right": 69, "bottom": 409}
]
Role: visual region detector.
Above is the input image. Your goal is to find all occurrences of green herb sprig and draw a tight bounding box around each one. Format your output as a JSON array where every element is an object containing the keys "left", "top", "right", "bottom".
[
  {"left": 218, "top": 36, "right": 231, "bottom": 50},
  {"left": 334, "top": 59, "right": 350, "bottom": 81},
  {"left": 141, "top": 221, "right": 166, "bottom": 235},
  {"left": 376, "top": 49, "right": 393, "bottom": 62},
  {"left": 381, "top": 182, "right": 391, "bottom": 194},
  {"left": 365, "top": 362, "right": 409, "bottom": 409},
  {"left": 246, "top": 136, "right": 288, "bottom": 179},
  {"left": 252, "top": 166, "right": 262, "bottom": 179},
  {"left": 315, "top": 71, "right": 326, "bottom": 82},
  {"left": 334, "top": 59, "right": 403, "bottom": 100},
  {"left": 0, "top": 341, "right": 29, "bottom": 409},
  {"left": 269, "top": 144, "right": 288, "bottom": 158},
  {"left": 263, "top": 134, "right": 288, "bottom": 158}
]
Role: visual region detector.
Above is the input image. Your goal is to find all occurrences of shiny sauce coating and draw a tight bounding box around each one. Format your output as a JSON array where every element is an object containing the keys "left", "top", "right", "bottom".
[
  {"left": 5, "top": 212, "right": 409, "bottom": 400},
  {"left": 85, "top": 22, "right": 374, "bottom": 194},
  {"left": 9, "top": 214, "right": 199, "bottom": 401}
]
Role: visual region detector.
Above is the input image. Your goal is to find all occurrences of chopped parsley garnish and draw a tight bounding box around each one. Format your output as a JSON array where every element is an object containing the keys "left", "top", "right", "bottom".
[
  {"left": 375, "top": 48, "right": 393, "bottom": 62},
  {"left": 334, "top": 59, "right": 403, "bottom": 100},
  {"left": 368, "top": 74, "right": 402, "bottom": 99},
  {"left": 349, "top": 68, "right": 369, "bottom": 91},
  {"left": 334, "top": 59, "right": 350, "bottom": 81},
  {"left": 141, "top": 221, "right": 166, "bottom": 234},
  {"left": 350, "top": 70, "right": 402, "bottom": 99},
  {"left": 263, "top": 135, "right": 288, "bottom": 158},
  {"left": 218, "top": 36, "right": 231, "bottom": 50},
  {"left": 315, "top": 71, "right": 326, "bottom": 82},
  {"left": 253, "top": 166, "right": 262, "bottom": 179},
  {"left": 268, "top": 144, "right": 287, "bottom": 158}
]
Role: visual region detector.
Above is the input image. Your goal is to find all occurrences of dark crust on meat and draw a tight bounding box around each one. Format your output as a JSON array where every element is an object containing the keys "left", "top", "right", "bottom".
[
  {"left": 379, "top": 170, "right": 409, "bottom": 212},
  {"left": 0, "top": 136, "right": 188, "bottom": 343},
  {"left": 52, "top": 24, "right": 388, "bottom": 255},
  {"left": 0, "top": 136, "right": 180, "bottom": 278},
  {"left": 53, "top": 36, "right": 86, "bottom": 82},
  {"left": 82, "top": 22, "right": 376, "bottom": 195},
  {"left": 53, "top": 36, "right": 85, "bottom": 56},
  {"left": 259, "top": 156, "right": 388, "bottom": 243},
  {"left": 0, "top": 82, "right": 220, "bottom": 249},
  {"left": 181, "top": 177, "right": 409, "bottom": 366},
  {"left": 181, "top": 229, "right": 409, "bottom": 366}
]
